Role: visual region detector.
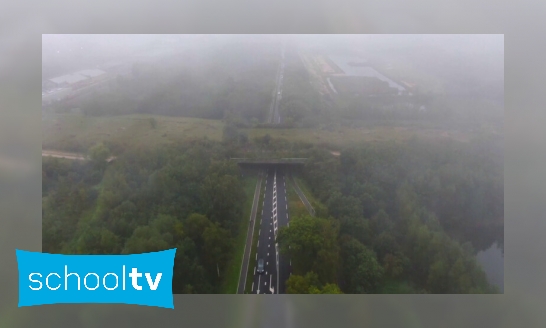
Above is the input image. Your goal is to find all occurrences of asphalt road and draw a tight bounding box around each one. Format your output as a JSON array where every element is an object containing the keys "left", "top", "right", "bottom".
[
  {"left": 273, "top": 61, "right": 285, "bottom": 124},
  {"left": 276, "top": 169, "right": 291, "bottom": 294},
  {"left": 269, "top": 49, "right": 285, "bottom": 124},
  {"left": 251, "top": 168, "right": 291, "bottom": 294}
]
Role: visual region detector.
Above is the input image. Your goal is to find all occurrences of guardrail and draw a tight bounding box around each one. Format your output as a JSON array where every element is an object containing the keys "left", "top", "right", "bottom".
[{"left": 290, "top": 175, "right": 315, "bottom": 217}]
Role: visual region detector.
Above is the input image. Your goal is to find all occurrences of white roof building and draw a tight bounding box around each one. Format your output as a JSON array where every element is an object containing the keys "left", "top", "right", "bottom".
[
  {"left": 48, "top": 73, "right": 89, "bottom": 85},
  {"left": 75, "top": 69, "right": 106, "bottom": 78},
  {"left": 47, "top": 69, "right": 106, "bottom": 86}
]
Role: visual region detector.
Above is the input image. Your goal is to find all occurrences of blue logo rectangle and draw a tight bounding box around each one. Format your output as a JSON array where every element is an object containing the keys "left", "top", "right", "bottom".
[{"left": 16, "top": 249, "right": 176, "bottom": 308}]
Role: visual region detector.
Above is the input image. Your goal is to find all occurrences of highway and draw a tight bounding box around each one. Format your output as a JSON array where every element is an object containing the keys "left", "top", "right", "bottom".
[
  {"left": 268, "top": 47, "right": 285, "bottom": 124},
  {"left": 251, "top": 168, "right": 291, "bottom": 294}
]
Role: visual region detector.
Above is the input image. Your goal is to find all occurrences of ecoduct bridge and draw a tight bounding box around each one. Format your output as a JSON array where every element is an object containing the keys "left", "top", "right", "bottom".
[{"left": 231, "top": 158, "right": 307, "bottom": 170}]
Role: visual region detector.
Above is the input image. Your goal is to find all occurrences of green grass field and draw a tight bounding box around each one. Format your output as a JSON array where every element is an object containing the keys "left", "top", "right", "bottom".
[
  {"left": 43, "top": 112, "right": 483, "bottom": 155},
  {"left": 42, "top": 113, "right": 224, "bottom": 152},
  {"left": 220, "top": 174, "right": 258, "bottom": 294},
  {"left": 244, "top": 124, "right": 475, "bottom": 151}
]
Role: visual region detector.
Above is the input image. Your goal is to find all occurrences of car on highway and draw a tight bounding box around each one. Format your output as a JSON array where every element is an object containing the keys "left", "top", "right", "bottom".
[{"left": 257, "top": 258, "right": 265, "bottom": 274}]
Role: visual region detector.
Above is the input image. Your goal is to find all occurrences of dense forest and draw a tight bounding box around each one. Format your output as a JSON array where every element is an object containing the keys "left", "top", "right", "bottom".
[
  {"left": 43, "top": 131, "right": 503, "bottom": 294},
  {"left": 279, "top": 135, "right": 503, "bottom": 293},
  {"left": 43, "top": 139, "right": 247, "bottom": 293}
]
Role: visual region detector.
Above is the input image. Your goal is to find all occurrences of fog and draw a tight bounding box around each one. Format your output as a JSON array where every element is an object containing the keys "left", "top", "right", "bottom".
[
  {"left": 43, "top": 34, "right": 503, "bottom": 94},
  {"left": 39, "top": 34, "right": 504, "bottom": 302}
]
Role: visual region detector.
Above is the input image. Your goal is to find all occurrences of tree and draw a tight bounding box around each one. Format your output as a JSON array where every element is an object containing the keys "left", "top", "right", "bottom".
[
  {"left": 222, "top": 122, "right": 239, "bottom": 144},
  {"left": 201, "top": 173, "right": 244, "bottom": 232},
  {"left": 318, "top": 283, "right": 344, "bottom": 294},
  {"left": 263, "top": 134, "right": 271, "bottom": 145},
  {"left": 340, "top": 237, "right": 384, "bottom": 293},
  {"left": 382, "top": 252, "right": 410, "bottom": 279},
  {"left": 100, "top": 228, "right": 121, "bottom": 254},
  {"left": 277, "top": 215, "right": 339, "bottom": 283},
  {"left": 88, "top": 142, "right": 110, "bottom": 163},
  {"left": 202, "top": 222, "right": 232, "bottom": 277},
  {"left": 286, "top": 272, "right": 343, "bottom": 294},
  {"left": 149, "top": 117, "right": 157, "bottom": 129},
  {"left": 184, "top": 213, "right": 212, "bottom": 251},
  {"left": 286, "top": 273, "right": 316, "bottom": 294},
  {"left": 122, "top": 226, "right": 169, "bottom": 254}
]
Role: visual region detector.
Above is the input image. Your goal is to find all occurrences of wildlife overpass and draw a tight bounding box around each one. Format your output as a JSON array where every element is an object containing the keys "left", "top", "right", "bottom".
[{"left": 231, "top": 158, "right": 307, "bottom": 170}]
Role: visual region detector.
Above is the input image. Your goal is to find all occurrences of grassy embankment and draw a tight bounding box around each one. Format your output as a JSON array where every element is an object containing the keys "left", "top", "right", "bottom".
[
  {"left": 292, "top": 176, "right": 322, "bottom": 213},
  {"left": 220, "top": 174, "right": 258, "bottom": 294},
  {"left": 285, "top": 178, "right": 309, "bottom": 219},
  {"left": 244, "top": 173, "right": 266, "bottom": 294}
]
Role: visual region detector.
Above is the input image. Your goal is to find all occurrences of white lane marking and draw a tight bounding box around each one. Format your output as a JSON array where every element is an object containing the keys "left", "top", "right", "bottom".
[
  {"left": 252, "top": 282, "right": 254, "bottom": 291},
  {"left": 257, "top": 240, "right": 259, "bottom": 247},
  {"left": 259, "top": 229, "right": 261, "bottom": 236},
  {"left": 257, "top": 275, "right": 261, "bottom": 294},
  {"left": 269, "top": 275, "right": 274, "bottom": 294},
  {"left": 267, "top": 253, "right": 269, "bottom": 256},
  {"left": 267, "top": 262, "right": 269, "bottom": 265},
  {"left": 268, "top": 244, "right": 270, "bottom": 247},
  {"left": 254, "top": 267, "right": 256, "bottom": 275},
  {"left": 285, "top": 196, "right": 287, "bottom": 201},
  {"left": 265, "top": 281, "right": 267, "bottom": 286},
  {"left": 286, "top": 204, "right": 288, "bottom": 210},
  {"left": 269, "top": 236, "right": 271, "bottom": 240}
]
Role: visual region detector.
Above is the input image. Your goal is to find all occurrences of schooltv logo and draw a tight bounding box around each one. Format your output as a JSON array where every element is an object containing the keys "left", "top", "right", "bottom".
[{"left": 16, "top": 249, "right": 176, "bottom": 308}]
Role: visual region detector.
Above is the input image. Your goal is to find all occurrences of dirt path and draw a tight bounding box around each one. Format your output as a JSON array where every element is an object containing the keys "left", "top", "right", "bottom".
[
  {"left": 42, "top": 150, "right": 86, "bottom": 160},
  {"left": 42, "top": 150, "right": 116, "bottom": 162}
]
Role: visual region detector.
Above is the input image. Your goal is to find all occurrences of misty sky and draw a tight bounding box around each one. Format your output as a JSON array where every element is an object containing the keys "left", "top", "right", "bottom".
[{"left": 42, "top": 34, "right": 504, "bottom": 93}]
